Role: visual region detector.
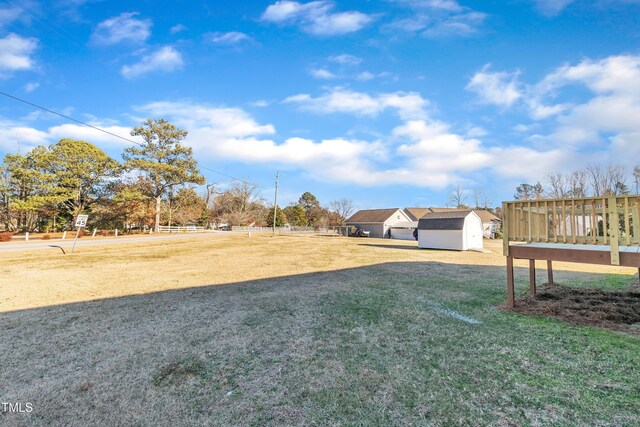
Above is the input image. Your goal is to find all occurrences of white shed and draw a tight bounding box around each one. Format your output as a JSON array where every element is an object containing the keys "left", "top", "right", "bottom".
[{"left": 417, "top": 210, "right": 483, "bottom": 251}]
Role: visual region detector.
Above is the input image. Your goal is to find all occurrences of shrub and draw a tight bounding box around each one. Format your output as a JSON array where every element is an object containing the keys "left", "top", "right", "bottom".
[
  {"left": 0, "top": 231, "right": 13, "bottom": 242},
  {"left": 42, "top": 234, "right": 51, "bottom": 240},
  {"left": 494, "top": 231, "right": 504, "bottom": 239}
]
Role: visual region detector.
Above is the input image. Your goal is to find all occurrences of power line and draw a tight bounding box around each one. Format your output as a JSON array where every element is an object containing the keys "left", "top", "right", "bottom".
[
  {"left": 0, "top": 91, "right": 266, "bottom": 188},
  {"left": 0, "top": 90, "right": 140, "bottom": 146},
  {"left": 6, "top": 0, "right": 86, "bottom": 47}
]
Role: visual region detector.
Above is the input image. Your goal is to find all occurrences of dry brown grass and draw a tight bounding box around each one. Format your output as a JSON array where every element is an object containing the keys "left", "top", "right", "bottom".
[
  {"left": 1, "top": 235, "right": 639, "bottom": 426},
  {"left": 1, "top": 235, "right": 635, "bottom": 313}
]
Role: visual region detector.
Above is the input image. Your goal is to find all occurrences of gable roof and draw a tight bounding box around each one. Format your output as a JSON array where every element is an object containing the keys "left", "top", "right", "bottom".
[
  {"left": 403, "top": 207, "right": 430, "bottom": 221},
  {"left": 418, "top": 210, "right": 473, "bottom": 230},
  {"left": 423, "top": 207, "right": 501, "bottom": 223},
  {"left": 346, "top": 208, "right": 403, "bottom": 223},
  {"left": 473, "top": 209, "right": 501, "bottom": 223},
  {"left": 427, "top": 207, "right": 461, "bottom": 213}
]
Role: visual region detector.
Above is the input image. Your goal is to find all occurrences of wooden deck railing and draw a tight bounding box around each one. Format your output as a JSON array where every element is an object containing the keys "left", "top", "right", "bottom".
[{"left": 502, "top": 196, "right": 640, "bottom": 265}]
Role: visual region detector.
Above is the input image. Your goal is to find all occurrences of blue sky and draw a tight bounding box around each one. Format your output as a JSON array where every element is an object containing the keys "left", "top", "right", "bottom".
[{"left": 1, "top": 0, "right": 639, "bottom": 209}]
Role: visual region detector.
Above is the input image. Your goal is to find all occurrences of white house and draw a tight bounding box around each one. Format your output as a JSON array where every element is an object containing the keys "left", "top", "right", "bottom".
[
  {"left": 346, "top": 208, "right": 412, "bottom": 238},
  {"left": 417, "top": 210, "right": 484, "bottom": 251}
]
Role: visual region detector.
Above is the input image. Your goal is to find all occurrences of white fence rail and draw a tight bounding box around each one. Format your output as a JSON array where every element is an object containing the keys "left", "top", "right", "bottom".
[
  {"left": 231, "top": 226, "right": 352, "bottom": 236},
  {"left": 157, "top": 225, "right": 204, "bottom": 233}
]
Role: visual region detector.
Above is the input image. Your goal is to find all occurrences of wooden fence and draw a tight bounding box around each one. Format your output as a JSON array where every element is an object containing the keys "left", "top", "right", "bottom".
[{"left": 502, "top": 195, "right": 640, "bottom": 265}]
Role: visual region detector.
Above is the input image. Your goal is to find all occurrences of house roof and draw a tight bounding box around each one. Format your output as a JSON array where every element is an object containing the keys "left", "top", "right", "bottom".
[
  {"left": 423, "top": 207, "right": 501, "bottom": 223},
  {"left": 427, "top": 207, "right": 461, "bottom": 213},
  {"left": 418, "top": 210, "right": 473, "bottom": 230},
  {"left": 403, "top": 207, "right": 430, "bottom": 221},
  {"left": 473, "top": 209, "right": 501, "bottom": 223},
  {"left": 346, "top": 208, "right": 402, "bottom": 223}
]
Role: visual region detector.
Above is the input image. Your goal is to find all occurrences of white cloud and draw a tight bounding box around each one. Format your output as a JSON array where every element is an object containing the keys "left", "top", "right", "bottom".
[
  {"left": 309, "top": 68, "right": 337, "bottom": 79},
  {"left": 465, "top": 126, "right": 487, "bottom": 138},
  {"left": 24, "top": 82, "right": 39, "bottom": 92},
  {"left": 528, "top": 55, "right": 640, "bottom": 131},
  {"left": 249, "top": 100, "right": 271, "bottom": 107},
  {"left": 91, "top": 12, "right": 151, "bottom": 45},
  {"left": 423, "top": 11, "right": 487, "bottom": 37},
  {"left": 261, "top": 1, "right": 373, "bottom": 36},
  {"left": 0, "top": 33, "right": 38, "bottom": 76},
  {"left": 0, "top": 6, "right": 22, "bottom": 28},
  {"left": 46, "top": 123, "right": 139, "bottom": 145},
  {"left": 207, "top": 31, "right": 253, "bottom": 45},
  {"left": 134, "top": 101, "right": 276, "bottom": 139},
  {"left": 120, "top": 46, "right": 184, "bottom": 79},
  {"left": 170, "top": 24, "right": 187, "bottom": 34},
  {"left": 481, "top": 54, "right": 640, "bottom": 174},
  {"left": 284, "top": 88, "right": 429, "bottom": 120},
  {"left": 0, "top": 114, "right": 145, "bottom": 153},
  {"left": 329, "top": 54, "right": 362, "bottom": 65},
  {"left": 394, "top": 120, "right": 492, "bottom": 180},
  {"left": 385, "top": 1, "right": 486, "bottom": 37},
  {"left": 1, "top": 92, "right": 588, "bottom": 189},
  {"left": 130, "top": 100, "right": 493, "bottom": 187},
  {"left": 389, "top": 0, "right": 464, "bottom": 11},
  {"left": 466, "top": 64, "right": 522, "bottom": 107},
  {"left": 0, "top": 118, "right": 49, "bottom": 151},
  {"left": 356, "top": 71, "right": 375, "bottom": 81},
  {"left": 490, "top": 146, "right": 571, "bottom": 180},
  {"left": 532, "top": 0, "right": 574, "bottom": 16}
]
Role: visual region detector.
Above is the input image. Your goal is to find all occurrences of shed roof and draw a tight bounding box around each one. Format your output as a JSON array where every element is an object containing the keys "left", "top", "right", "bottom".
[
  {"left": 418, "top": 210, "right": 473, "bottom": 230},
  {"left": 346, "top": 208, "right": 402, "bottom": 223}
]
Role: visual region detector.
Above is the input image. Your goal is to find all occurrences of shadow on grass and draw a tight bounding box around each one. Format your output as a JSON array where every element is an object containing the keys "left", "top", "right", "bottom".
[
  {"left": 357, "top": 243, "right": 419, "bottom": 250},
  {"left": 1, "top": 261, "right": 639, "bottom": 426}
]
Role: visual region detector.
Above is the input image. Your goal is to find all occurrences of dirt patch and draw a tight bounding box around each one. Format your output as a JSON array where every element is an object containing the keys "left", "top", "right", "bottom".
[{"left": 513, "top": 284, "right": 640, "bottom": 334}]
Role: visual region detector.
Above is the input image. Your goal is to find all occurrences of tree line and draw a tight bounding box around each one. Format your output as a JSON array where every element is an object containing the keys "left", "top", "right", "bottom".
[
  {"left": 514, "top": 164, "right": 640, "bottom": 200},
  {"left": 0, "top": 119, "right": 354, "bottom": 233}
]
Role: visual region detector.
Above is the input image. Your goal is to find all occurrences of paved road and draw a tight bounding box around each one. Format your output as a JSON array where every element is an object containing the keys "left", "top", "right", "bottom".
[{"left": 0, "top": 232, "right": 233, "bottom": 253}]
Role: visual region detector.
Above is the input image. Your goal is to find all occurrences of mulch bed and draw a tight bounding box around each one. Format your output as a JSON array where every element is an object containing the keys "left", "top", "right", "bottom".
[{"left": 512, "top": 284, "right": 640, "bottom": 335}]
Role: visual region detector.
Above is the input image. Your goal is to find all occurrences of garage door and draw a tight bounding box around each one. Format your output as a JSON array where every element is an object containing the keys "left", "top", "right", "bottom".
[{"left": 390, "top": 228, "right": 415, "bottom": 241}]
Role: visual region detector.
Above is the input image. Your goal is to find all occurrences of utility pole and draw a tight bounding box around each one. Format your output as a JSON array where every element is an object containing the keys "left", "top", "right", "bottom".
[{"left": 272, "top": 171, "right": 279, "bottom": 237}]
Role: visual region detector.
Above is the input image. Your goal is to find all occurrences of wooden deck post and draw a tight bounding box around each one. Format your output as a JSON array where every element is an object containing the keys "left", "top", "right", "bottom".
[
  {"left": 607, "top": 197, "right": 620, "bottom": 266},
  {"left": 529, "top": 259, "right": 536, "bottom": 295},
  {"left": 506, "top": 256, "right": 515, "bottom": 308},
  {"left": 547, "top": 260, "right": 554, "bottom": 285},
  {"left": 502, "top": 202, "right": 509, "bottom": 256}
]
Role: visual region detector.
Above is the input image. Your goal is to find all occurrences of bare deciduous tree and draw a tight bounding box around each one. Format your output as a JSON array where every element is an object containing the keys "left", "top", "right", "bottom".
[
  {"left": 586, "top": 164, "right": 626, "bottom": 196},
  {"left": 329, "top": 198, "right": 355, "bottom": 225},
  {"left": 546, "top": 173, "right": 569, "bottom": 198},
  {"left": 567, "top": 171, "right": 587, "bottom": 198},
  {"left": 449, "top": 184, "right": 470, "bottom": 208}
]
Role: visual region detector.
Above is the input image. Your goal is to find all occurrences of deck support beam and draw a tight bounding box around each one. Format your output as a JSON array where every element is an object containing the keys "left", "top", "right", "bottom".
[
  {"left": 547, "top": 260, "right": 554, "bottom": 285},
  {"left": 506, "top": 256, "right": 515, "bottom": 308},
  {"left": 529, "top": 259, "right": 536, "bottom": 295}
]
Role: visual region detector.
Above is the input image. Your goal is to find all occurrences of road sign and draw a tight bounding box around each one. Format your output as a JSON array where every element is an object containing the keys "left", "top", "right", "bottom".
[
  {"left": 75, "top": 215, "right": 89, "bottom": 228},
  {"left": 72, "top": 214, "right": 89, "bottom": 254}
]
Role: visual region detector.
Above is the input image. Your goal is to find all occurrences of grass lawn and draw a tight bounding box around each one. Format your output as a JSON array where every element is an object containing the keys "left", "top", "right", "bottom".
[{"left": 1, "top": 235, "right": 639, "bottom": 426}]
